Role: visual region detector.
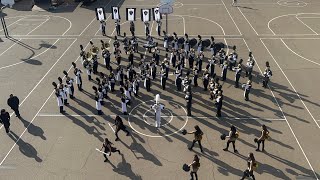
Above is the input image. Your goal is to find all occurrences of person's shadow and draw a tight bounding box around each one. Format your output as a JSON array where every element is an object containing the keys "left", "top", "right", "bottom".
[
  {"left": 111, "top": 154, "right": 142, "bottom": 180},
  {"left": 19, "top": 117, "right": 46, "bottom": 140},
  {"left": 8, "top": 131, "right": 42, "bottom": 162}
]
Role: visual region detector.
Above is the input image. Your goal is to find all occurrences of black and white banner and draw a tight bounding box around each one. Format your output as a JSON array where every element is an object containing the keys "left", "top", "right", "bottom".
[
  {"left": 141, "top": 9, "right": 151, "bottom": 22},
  {"left": 126, "top": 8, "right": 136, "bottom": 21},
  {"left": 95, "top": 7, "right": 106, "bottom": 21},
  {"left": 152, "top": 7, "right": 162, "bottom": 21},
  {"left": 111, "top": 6, "right": 120, "bottom": 20}
]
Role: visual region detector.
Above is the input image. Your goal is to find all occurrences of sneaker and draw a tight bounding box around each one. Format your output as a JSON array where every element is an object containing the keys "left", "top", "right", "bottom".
[
  {"left": 256, "top": 149, "right": 260, "bottom": 151},
  {"left": 234, "top": 150, "right": 238, "bottom": 153},
  {"left": 126, "top": 132, "right": 130, "bottom": 136},
  {"left": 115, "top": 138, "right": 120, "bottom": 141},
  {"left": 104, "top": 159, "right": 108, "bottom": 162},
  {"left": 223, "top": 148, "right": 228, "bottom": 151}
]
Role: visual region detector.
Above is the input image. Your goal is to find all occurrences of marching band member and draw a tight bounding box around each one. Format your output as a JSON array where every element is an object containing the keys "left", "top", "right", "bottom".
[
  {"left": 197, "top": 51, "right": 204, "bottom": 72},
  {"left": 73, "top": 63, "right": 83, "bottom": 91},
  {"left": 202, "top": 70, "right": 209, "bottom": 91},
  {"left": 163, "top": 31, "right": 169, "bottom": 52},
  {"left": 115, "top": 19, "right": 121, "bottom": 36},
  {"left": 109, "top": 72, "right": 116, "bottom": 92},
  {"left": 93, "top": 86, "right": 102, "bottom": 115},
  {"left": 156, "top": 20, "right": 162, "bottom": 36},
  {"left": 262, "top": 66, "right": 272, "bottom": 88},
  {"left": 185, "top": 91, "right": 192, "bottom": 116},
  {"left": 215, "top": 91, "right": 223, "bottom": 117},
  {"left": 221, "top": 61, "right": 228, "bottom": 81},
  {"left": 245, "top": 52, "right": 255, "bottom": 79},
  {"left": 144, "top": 22, "right": 150, "bottom": 37},
  {"left": 150, "top": 60, "right": 157, "bottom": 80},
  {"left": 193, "top": 67, "right": 198, "bottom": 87},
  {"left": 160, "top": 69, "right": 167, "bottom": 90},
  {"left": 144, "top": 71, "right": 151, "bottom": 92},
  {"left": 234, "top": 64, "right": 242, "bottom": 88},
  {"left": 189, "top": 49, "right": 195, "bottom": 69},
  {"left": 55, "top": 88, "right": 65, "bottom": 114},
  {"left": 197, "top": 35, "right": 202, "bottom": 53},
  {"left": 130, "top": 21, "right": 135, "bottom": 36},
  {"left": 121, "top": 95, "right": 129, "bottom": 115},
  {"left": 210, "top": 36, "right": 215, "bottom": 56},
  {"left": 242, "top": 80, "right": 252, "bottom": 101},
  {"left": 207, "top": 56, "right": 216, "bottom": 78},
  {"left": 151, "top": 94, "right": 165, "bottom": 128}
]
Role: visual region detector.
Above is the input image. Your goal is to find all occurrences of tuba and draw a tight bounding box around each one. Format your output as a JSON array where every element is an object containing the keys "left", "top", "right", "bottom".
[
  {"left": 91, "top": 45, "right": 99, "bottom": 55},
  {"left": 86, "top": 51, "right": 93, "bottom": 61}
]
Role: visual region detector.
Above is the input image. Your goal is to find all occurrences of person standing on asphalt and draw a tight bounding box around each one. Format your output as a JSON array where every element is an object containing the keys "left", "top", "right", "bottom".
[
  {"left": 0, "top": 109, "right": 11, "bottom": 134},
  {"left": 100, "top": 138, "right": 121, "bottom": 162},
  {"left": 223, "top": 125, "right": 238, "bottom": 153},
  {"left": 240, "top": 153, "right": 257, "bottom": 180},
  {"left": 7, "top": 94, "right": 20, "bottom": 117}
]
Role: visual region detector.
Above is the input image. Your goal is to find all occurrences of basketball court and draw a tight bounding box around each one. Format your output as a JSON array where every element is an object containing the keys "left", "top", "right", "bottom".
[{"left": 0, "top": 0, "right": 320, "bottom": 179}]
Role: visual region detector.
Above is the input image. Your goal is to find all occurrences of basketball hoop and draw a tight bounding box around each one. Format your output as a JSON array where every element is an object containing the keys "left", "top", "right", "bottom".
[{"left": 159, "top": 4, "right": 173, "bottom": 14}]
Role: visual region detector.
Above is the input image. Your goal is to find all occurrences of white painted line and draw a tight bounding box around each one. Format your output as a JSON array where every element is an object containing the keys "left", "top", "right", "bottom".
[
  {"left": 261, "top": 39, "right": 320, "bottom": 129},
  {"left": 36, "top": 114, "right": 285, "bottom": 121},
  {"left": 280, "top": 39, "right": 320, "bottom": 66},
  {"left": 0, "top": 17, "right": 25, "bottom": 32},
  {"left": 0, "top": 39, "right": 20, "bottom": 57},
  {"left": 298, "top": 17, "right": 320, "bottom": 19},
  {"left": 150, "top": 20, "right": 155, "bottom": 36},
  {"left": 15, "top": 19, "right": 47, "bottom": 21},
  {"left": 0, "top": 39, "right": 77, "bottom": 166},
  {"left": 0, "top": 39, "right": 60, "bottom": 70},
  {"left": 295, "top": 16, "right": 318, "bottom": 35},
  {"left": 221, "top": 0, "right": 242, "bottom": 35},
  {"left": 260, "top": 38, "right": 319, "bottom": 180},
  {"left": 26, "top": 18, "right": 49, "bottom": 36},
  {"left": 122, "top": 4, "right": 223, "bottom": 6},
  {"left": 172, "top": 15, "right": 226, "bottom": 35},
  {"left": 261, "top": 37, "right": 320, "bottom": 40},
  {"left": 108, "top": 123, "right": 115, "bottom": 133},
  {"left": 95, "top": 148, "right": 110, "bottom": 155},
  {"left": 238, "top": 7, "right": 258, "bottom": 35}
]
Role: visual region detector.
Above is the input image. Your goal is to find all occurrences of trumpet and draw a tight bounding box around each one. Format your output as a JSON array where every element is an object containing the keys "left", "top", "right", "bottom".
[{"left": 101, "top": 42, "right": 110, "bottom": 50}]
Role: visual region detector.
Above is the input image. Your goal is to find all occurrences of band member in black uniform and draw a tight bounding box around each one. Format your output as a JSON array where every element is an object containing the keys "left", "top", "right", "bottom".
[
  {"left": 221, "top": 61, "right": 228, "bottom": 81},
  {"left": 262, "top": 66, "right": 272, "bottom": 88},
  {"left": 215, "top": 91, "right": 223, "bottom": 117},
  {"left": 160, "top": 70, "right": 167, "bottom": 90},
  {"left": 193, "top": 67, "right": 198, "bottom": 87},
  {"left": 163, "top": 31, "right": 169, "bottom": 52},
  {"left": 202, "top": 70, "right": 209, "bottom": 91},
  {"left": 243, "top": 80, "right": 252, "bottom": 101},
  {"left": 234, "top": 64, "right": 242, "bottom": 88},
  {"left": 130, "top": 21, "right": 135, "bottom": 36},
  {"left": 176, "top": 74, "right": 182, "bottom": 91},
  {"left": 185, "top": 91, "right": 192, "bottom": 116},
  {"left": 189, "top": 49, "right": 195, "bottom": 69},
  {"left": 113, "top": 115, "right": 130, "bottom": 141},
  {"left": 115, "top": 20, "right": 121, "bottom": 36},
  {"left": 156, "top": 20, "right": 162, "bottom": 36}
]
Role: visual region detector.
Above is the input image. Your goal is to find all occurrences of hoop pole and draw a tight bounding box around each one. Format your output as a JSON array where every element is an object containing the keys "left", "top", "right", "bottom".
[{"left": 166, "top": 14, "right": 168, "bottom": 34}]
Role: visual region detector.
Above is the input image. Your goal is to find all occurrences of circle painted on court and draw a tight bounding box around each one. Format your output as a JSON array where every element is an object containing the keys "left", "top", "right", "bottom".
[
  {"left": 128, "top": 100, "right": 188, "bottom": 137},
  {"left": 158, "top": 1, "right": 183, "bottom": 8},
  {"left": 277, "top": 0, "right": 307, "bottom": 7},
  {"left": 143, "top": 108, "right": 174, "bottom": 126}
]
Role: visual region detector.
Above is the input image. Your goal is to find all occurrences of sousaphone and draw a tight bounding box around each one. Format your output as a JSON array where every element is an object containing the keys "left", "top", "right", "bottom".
[{"left": 91, "top": 46, "right": 99, "bottom": 55}]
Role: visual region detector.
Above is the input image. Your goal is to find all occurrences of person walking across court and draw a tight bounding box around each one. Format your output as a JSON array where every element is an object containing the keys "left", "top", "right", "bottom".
[
  {"left": 113, "top": 115, "right": 130, "bottom": 141},
  {"left": 7, "top": 94, "right": 20, "bottom": 117},
  {"left": 223, "top": 125, "right": 238, "bottom": 153},
  {"left": 188, "top": 154, "right": 200, "bottom": 180},
  {"left": 255, "top": 125, "right": 269, "bottom": 151},
  {"left": 0, "top": 109, "right": 11, "bottom": 134},
  {"left": 240, "top": 153, "right": 257, "bottom": 180},
  {"left": 188, "top": 125, "right": 204, "bottom": 153}
]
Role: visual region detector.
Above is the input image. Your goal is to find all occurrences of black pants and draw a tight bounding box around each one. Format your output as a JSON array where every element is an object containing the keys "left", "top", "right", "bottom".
[
  {"left": 115, "top": 126, "right": 130, "bottom": 139},
  {"left": 77, "top": 82, "right": 82, "bottom": 91},
  {"left": 226, "top": 140, "right": 236, "bottom": 151},
  {"left": 4, "top": 124, "right": 10, "bottom": 133},
  {"left": 131, "top": 31, "right": 135, "bottom": 37},
  {"left": 102, "top": 26, "right": 106, "bottom": 36},
  {"left": 235, "top": 74, "right": 240, "bottom": 88},
  {"left": 59, "top": 106, "right": 64, "bottom": 113},
  {"left": 257, "top": 139, "right": 265, "bottom": 150},
  {"left": 216, "top": 106, "right": 222, "bottom": 117},
  {"left": 187, "top": 104, "right": 192, "bottom": 116},
  {"left": 12, "top": 108, "right": 20, "bottom": 117},
  {"left": 245, "top": 91, "right": 250, "bottom": 101},
  {"left": 241, "top": 169, "right": 255, "bottom": 180},
  {"left": 190, "top": 171, "right": 198, "bottom": 180},
  {"left": 263, "top": 78, "right": 269, "bottom": 88},
  {"left": 116, "top": 26, "right": 121, "bottom": 36},
  {"left": 189, "top": 140, "right": 203, "bottom": 152}
]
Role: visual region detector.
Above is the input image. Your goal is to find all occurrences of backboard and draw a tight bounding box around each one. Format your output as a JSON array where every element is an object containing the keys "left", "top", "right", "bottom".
[
  {"left": 160, "top": 0, "right": 175, "bottom": 5},
  {"left": 159, "top": 4, "right": 173, "bottom": 14}
]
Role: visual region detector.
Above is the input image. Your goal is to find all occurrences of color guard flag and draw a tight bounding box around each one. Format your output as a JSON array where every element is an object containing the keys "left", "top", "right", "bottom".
[
  {"left": 126, "top": 8, "right": 136, "bottom": 21},
  {"left": 152, "top": 7, "right": 162, "bottom": 21},
  {"left": 111, "top": 6, "right": 120, "bottom": 20},
  {"left": 141, "top": 9, "right": 151, "bottom": 22},
  {"left": 95, "top": 7, "right": 106, "bottom": 21}
]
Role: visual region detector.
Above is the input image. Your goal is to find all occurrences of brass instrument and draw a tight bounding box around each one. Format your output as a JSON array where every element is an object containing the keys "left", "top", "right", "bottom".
[
  {"left": 90, "top": 45, "right": 99, "bottom": 55},
  {"left": 85, "top": 51, "right": 93, "bottom": 61}
]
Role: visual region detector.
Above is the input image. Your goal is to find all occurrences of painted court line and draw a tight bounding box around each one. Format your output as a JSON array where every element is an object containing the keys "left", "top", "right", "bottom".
[
  {"left": 295, "top": 16, "right": 318, "bottom": 35},
  {"left": 0, "top": 17, "right": 25, "bottom": 32},
  {"left": 26, "top": 18, "right": 49, "bottom": 35},
  {"left": 280, "top": 39, "right": 320, "bottom": 66},
  {"left": 36, "top": 114, "right": 285, "bottom": 121},
  {"left": 238, "top": 7, "right": 258, "bottom": 35},
  {"left": 0, "top": 39, "right": 20, "bottom": 57},
  {"left": 108, "top": 123, "right": 115, "bottom": 133},
  {"left": 260, "top": 39, "right": 319, "bottom": 180},
  {"left": 221, "top": 0, "right": 242, "bottom": 35},
  {"left": 260, "top": 39, "right": 320, "bottom": 129},
  {"left": 0, "top": 39, "right": 77, "bottom": 166}
]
